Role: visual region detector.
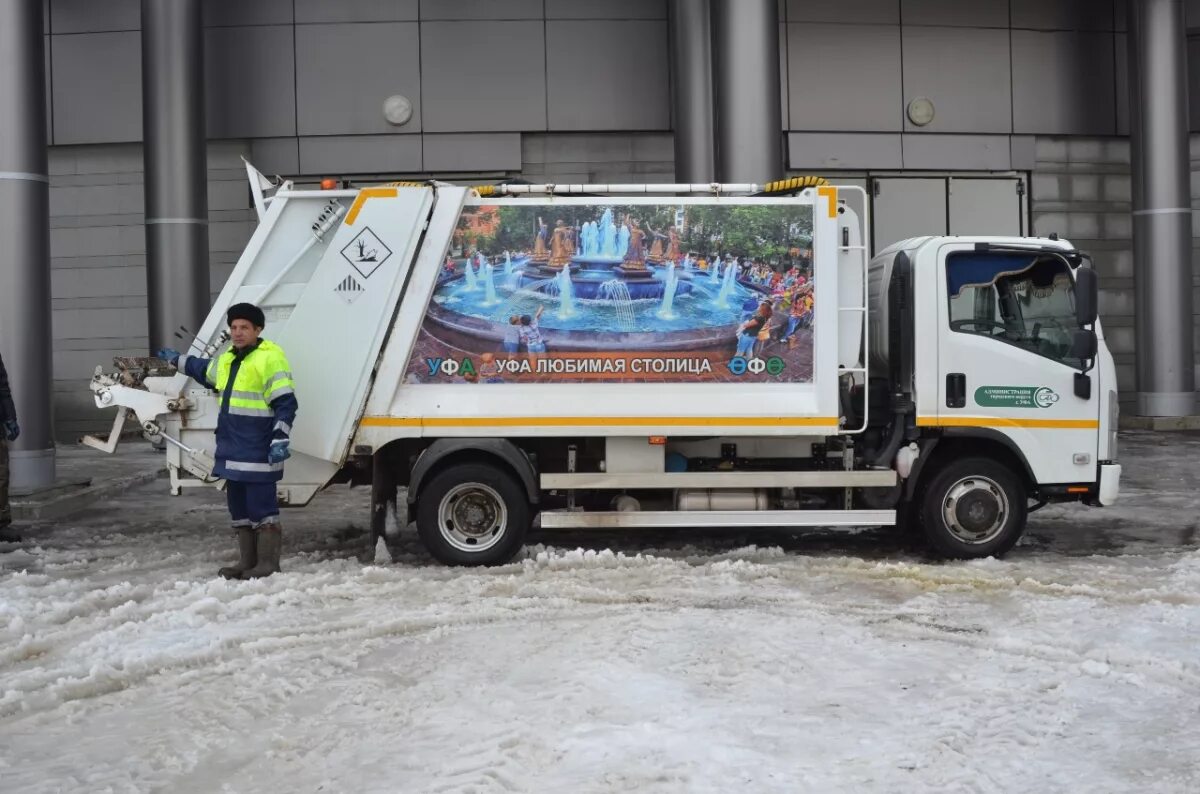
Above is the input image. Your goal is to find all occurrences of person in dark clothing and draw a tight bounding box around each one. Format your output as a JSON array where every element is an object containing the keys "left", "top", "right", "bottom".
[
  {"left": 157, "top": 303, "right": 298, "bottom": 578},
  {"left": 0, "top": 353, "right": 21, "bottom": 543}
]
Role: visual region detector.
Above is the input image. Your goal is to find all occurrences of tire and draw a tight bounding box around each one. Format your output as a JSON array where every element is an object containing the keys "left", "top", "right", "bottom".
[
  {"left": 416, "top": 462, "right": 529, "bottom": 566},
  {"left": 918, "top": 456, "right": 1027, "bottom": 559}
]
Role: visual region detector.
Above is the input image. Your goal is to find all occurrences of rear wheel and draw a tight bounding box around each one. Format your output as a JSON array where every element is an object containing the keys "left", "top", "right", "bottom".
[
  {"left": 918, "top": 456, "right": 1027, "bottom": 558},
  {"left": 416, "top": 462, "right": 529, "bottom": 566}
]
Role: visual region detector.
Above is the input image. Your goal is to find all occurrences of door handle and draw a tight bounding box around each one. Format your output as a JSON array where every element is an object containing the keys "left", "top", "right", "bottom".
[{"left": 947, "top": 373, "right": 966, "bottom": 408}]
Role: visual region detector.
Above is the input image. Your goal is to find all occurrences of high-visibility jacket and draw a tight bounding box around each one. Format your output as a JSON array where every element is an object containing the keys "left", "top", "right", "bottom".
[{"left": 181, "top": 339, "right": 298, "bottom": 483}]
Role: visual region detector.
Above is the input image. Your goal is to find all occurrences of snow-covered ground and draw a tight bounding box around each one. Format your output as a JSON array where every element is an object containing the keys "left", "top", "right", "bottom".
[{"left": 1, "top": 432, "right": 1198, "bottom": 793}]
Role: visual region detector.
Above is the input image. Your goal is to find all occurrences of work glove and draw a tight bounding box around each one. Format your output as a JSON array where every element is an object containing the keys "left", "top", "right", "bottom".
[
  {"left": 268, "top": 438, "right": 291, "bottom": 464},
  {"left": 3, "top": 419, "right": 18, "bottom": 442},
  {"left": 155, "top": 348, "right": 181, "bottom": 367}
]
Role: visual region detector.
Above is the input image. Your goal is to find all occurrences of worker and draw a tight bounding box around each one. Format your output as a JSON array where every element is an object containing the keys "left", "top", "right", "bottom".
[
  {"left": 157, "top": 303, "right": 297, "bottom": 579},
  {"left": 0, "top": 351, "right": 20, "bottom": 543}
]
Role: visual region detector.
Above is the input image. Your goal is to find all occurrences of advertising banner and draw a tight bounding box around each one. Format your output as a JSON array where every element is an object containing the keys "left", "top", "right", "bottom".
[{"left": 404, "top": 201, "right": 816, "bottom": 385}]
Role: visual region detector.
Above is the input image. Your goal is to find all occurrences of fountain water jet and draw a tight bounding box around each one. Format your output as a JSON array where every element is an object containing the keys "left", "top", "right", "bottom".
[
  {"left": 462, "top": 257, "right": 478, "bottom": 291},
  {"left": 549, "top": 268, "right": 576, "bottom": 318},
  {"left": 715, "top": 257, "right": 739, "bottom": 307},
  {"left": 657, "top": 263, "right": 679, "bottom": 320},
  {"left": 482, "top": 263, "right": 500, "bottom": 306},
  {"left": 599, "top": 279, "right": 637, "bottom": 330}
]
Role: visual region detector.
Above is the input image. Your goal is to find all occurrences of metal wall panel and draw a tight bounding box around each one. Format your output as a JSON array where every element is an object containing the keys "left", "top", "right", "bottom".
[
  {"left": 51, "top": 31, "right": 142, "bottom": 144},
  {"left": 419, "top": 0, "right": 543, "bottom": 20},
  {"left": 44, "top": 35, "right": 52, "bottom": 143},
  {"left": 50, "top": 0, "right": 139, "bottom": 33},
  {"left": 420, "top": 21, "right": 547, "bottom": 131},
  {"left": 296, "top": 23, "right": 421, "bottom": 136},
  {"left": 295, "top": 0, "right": 418, "bottom": 23},
  {"left": 1012, "top": 30, "right": 1116, "bottom": 135},
  {"left": 872, "top": 177, "right": 946, "bottom": 253},
  {"left": 1188, "top": 0, "right": 1200, "bottom": 29},
  {"left": 205, "top": 26, "right": 297, "bottom": 139},
  {"left": 1011, "top": 135, "right": 1037, "bottom": 169},
  {"left": 546, "top": 0, "right": 667, "bottom": 19},
  {"left": 901, "top": 26, "right": 1011, "bottom": 133},
  {"left": 1190, "top": 36, "right": 1200, "bottom": 131},
  {"left": 901, "top": 0, "right": 1008, "bottom": 28},
  {"left": 422, "top": 133, "right": 521, "bottom": 171},
  {"left": 298, "top": 134, "right": 422, "bottom": 174},
  {"left": 250, "top": 138, "right": 300, "bottom": 175},
  {"left": 949, "top": 178, "right": 1024, "bottom": 236},
  {"left": 786, "top": 0, "right": 899, "bottom": 25},
  {"left": 1011, "top": 0, "right": 1117, "bottom": 31},
  {"left": 1117, "top": 32, "right": 1130, "bottom": 135},
  {"left": 203, "top": 0, "right": 293, "bottom": 27},
  {"left": 546, "top": 21, "right": 670, "bottom": 131},
  {"left": 902, "top": 134, "right": 1012, "bottom": 169},
  {"left": 779, "top": 22, "right": 789, "bottom": 127},
  {"left": 787, "top": 23, "right": 902, "bottom": 131},
  {"left": 787, "top": 132, "right": 903, "bottom": 169}
]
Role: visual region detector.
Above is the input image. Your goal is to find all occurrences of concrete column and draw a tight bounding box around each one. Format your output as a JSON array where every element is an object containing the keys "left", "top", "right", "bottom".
[
  {"left": 0, "top": 0, "right": 55, "bottom": 489},
  {"left": 669, "top": 0, "right": 716, "bottom": 183},
  {"left": 1128, "top": 0, "right": 1196, "bottom": 416},
  {"left": 142, "top": 0, "right": 210, "bottom": 352},
  {"left": 711, "top": 0, "right": 783, "bottom": 184}
]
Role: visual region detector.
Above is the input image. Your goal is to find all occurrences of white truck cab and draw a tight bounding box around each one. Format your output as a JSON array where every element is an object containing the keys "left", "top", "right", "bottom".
[{"left": 866, "top": 234, "right": 1120, "bottom": 555}]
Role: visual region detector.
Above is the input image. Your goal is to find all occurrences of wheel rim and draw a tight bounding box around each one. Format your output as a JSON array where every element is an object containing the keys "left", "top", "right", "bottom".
[
  {"left": 940, "top": 475, "right": 1010, "bottom": 545},
  {"left": 437, "top": 482, "right": 508, "bottom": 553}
]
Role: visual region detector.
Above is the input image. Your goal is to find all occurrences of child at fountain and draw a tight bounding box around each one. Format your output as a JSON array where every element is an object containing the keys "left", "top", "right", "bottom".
[
  {"left": 520, "top": 305, "right": 547, "bottom": 359},
  {"left": 782, "top": 294, "right": 807, "bottom": 348},
  {"left": 502, "top": 315, "right": 521, "bottom": 354},
  {"left": 478, "top": 352, "right": 503, "bottom": 383},
  {"left": 756, "top": 299, "right": 782, "bottom": 356}
]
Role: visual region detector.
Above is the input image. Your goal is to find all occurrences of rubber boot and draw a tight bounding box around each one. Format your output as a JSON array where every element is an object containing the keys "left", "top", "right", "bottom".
[
  {"left": 243, "top": 523, "right": 282, "bottom": 579},
  {"left": 217, "top": 527, "right": 257, "bottom": 580}
]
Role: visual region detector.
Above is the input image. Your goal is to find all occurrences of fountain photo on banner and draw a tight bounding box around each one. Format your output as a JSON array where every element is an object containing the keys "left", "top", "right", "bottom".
[{"left": 406, "top": 200, "right": 816, "bottom": 384}]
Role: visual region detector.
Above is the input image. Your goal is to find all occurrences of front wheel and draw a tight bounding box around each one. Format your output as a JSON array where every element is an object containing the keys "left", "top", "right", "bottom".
[
  {"left": 416, "top": 462, "right": 529, "bottom": 566},
  {"left": 918, "top": 456, "right": 1027, "bottom": 558}
]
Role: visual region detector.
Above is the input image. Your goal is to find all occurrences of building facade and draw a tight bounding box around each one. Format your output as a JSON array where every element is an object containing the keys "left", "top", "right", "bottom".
[{"left": 9, "top": 0, "right": 1200, "bottom": 443}]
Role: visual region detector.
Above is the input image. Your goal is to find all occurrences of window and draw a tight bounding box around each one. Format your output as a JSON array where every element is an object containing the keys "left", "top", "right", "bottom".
[{"left": 946, "top": 252, "right": 1080, "bottom": 367}]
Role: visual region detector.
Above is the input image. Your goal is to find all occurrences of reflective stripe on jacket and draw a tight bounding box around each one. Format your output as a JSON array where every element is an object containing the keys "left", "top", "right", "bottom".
[{"left": 181, "top": 339, "right": 298, "bottom": 483}]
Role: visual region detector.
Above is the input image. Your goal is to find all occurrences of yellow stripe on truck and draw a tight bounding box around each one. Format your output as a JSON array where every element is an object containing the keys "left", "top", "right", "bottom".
[
  {"left": 360, "top": 416, "right": 841, "bottom": 429},
  {"left": 345, "top": 187, "right": 399, "bottom": 225},
  {"left": 817, "top": 186, "right": 838, "bottom": 218},
  {"left": 917, "top": 416, "right": 1100, "bottom": 429}
]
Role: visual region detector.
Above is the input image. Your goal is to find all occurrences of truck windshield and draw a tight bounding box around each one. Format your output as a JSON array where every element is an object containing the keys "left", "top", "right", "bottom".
[{"left": 946, "top": 251, "right": 1081, "bottom": 368}]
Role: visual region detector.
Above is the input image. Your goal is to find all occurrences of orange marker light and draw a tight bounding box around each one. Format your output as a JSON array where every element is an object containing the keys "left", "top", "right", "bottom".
[
  {"left": 320, "top": 178, "right": 337, "bottom": 190},
  {"left": 648, "top": 436, "right": 667, "bottom": 446},
  {"left": 1067, "top": 486, "right": 1089, "bottom": 494}
]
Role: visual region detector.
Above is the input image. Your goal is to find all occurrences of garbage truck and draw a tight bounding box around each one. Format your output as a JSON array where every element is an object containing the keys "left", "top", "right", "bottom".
[{"left": 83, "top": 166, "right": 1121, "bottom": 564}]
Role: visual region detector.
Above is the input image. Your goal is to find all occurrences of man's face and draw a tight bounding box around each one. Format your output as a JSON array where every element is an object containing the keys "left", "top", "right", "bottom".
[{"left": 230, "top": 319, "right": 261, "bottom": 349}]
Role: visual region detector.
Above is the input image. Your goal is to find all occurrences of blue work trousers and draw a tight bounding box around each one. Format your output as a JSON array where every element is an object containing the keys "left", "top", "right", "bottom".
[{"left": 226, "top": 480, "right": 279, "bottom": 528}]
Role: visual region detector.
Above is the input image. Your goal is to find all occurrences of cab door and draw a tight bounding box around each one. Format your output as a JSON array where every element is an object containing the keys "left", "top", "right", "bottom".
[{"left": 935, "top": 244, "right": 1100, "bottom": 485}]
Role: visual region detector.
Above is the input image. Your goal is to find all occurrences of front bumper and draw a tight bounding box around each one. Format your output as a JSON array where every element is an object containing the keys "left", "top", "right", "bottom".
[{"left": 1098, "top": 462, "right": 1121, "bottom": 506}]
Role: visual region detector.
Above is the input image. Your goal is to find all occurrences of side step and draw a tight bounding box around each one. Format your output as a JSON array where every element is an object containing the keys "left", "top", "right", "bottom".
[
  {"left": 538, "top": 509, "right": 896, "bottom": 529},
  {"left": 540, "top": 470, "right": 897, "bottom": 489}
]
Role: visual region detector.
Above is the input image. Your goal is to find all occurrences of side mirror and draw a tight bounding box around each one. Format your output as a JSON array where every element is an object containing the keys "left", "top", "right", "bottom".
[
  {"left": 1074, "top": 267, "right": 1098, "bottom": 327},
  {"left": 1070, "top": 328, "right": 1098, "bottom": 362}
]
